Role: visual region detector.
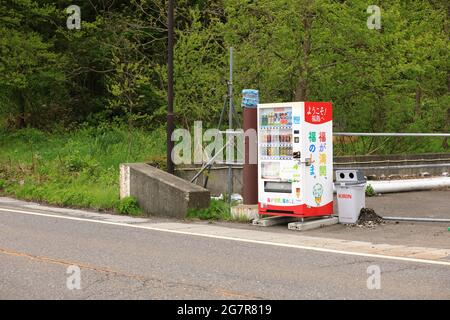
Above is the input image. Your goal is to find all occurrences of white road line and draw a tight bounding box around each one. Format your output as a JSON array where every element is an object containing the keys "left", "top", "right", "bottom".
[{"left": 1, "top": 207, "right": 450, "bottom": 267}]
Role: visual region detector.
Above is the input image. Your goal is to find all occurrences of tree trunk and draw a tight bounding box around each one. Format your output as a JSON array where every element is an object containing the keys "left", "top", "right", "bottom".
[
  {"left": 294, "top": 1, "right": 313, "bottom": 101},
  {"left": 295, "top": 78, "right": 307, "bottom": 101},
  {"left": 16, "top": 89, "right": 26, "bottom": 129},
  {"left": 414, "top": 85, "right": 422, "bottom": 117}
]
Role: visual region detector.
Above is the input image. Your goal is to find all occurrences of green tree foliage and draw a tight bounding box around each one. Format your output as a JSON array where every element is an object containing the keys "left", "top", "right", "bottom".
[
  {"left": 0, "top": 0, "right": 67, "bottom": 129},
  {"left": 0, "top": 0, "right": 448, "bottom": 154},
  {"left": 172, "top": 7, "right": 227, "bottom": 128},
  {"left": 220, "top": 0, "right": 449, "bottom": 153}
]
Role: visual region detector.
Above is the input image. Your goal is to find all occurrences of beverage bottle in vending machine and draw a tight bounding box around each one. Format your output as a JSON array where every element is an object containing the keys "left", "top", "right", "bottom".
[{"left": 287, "top": 111, "right": 292, "bottom": 125}]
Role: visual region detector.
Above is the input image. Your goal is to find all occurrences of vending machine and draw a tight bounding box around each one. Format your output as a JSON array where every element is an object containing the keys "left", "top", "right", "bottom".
[{"left": 257, "top": 102, "right": 333, "bottom": 217}]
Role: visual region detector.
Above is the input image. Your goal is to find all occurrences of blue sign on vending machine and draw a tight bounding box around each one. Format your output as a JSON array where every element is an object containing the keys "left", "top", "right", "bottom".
[{"left": 241, "top": 89, "right": 259, "bottom": 109}]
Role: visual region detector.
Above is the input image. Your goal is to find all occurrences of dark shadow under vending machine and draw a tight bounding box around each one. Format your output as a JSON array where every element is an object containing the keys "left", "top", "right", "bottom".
[{"left": 257, "top": 102, "right": 333, "bottom": 217}]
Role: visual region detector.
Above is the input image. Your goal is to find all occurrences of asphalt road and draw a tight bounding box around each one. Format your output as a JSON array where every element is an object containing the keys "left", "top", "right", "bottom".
[{"left": 0, "top": 207, "right": 449, "bottom": 300}]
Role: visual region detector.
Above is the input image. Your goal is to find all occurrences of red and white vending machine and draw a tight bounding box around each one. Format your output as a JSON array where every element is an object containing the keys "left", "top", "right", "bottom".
[{"left": 257, "top": 102, "right": 333, "bottom": 217}]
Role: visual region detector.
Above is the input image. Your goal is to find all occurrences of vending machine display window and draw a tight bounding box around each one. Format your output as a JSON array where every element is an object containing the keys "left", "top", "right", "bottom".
[{"left": 259, "top": 107, "right": 293, "bottom": 161}]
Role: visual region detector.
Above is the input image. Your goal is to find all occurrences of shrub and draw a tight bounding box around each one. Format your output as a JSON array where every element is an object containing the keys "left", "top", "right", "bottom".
[
  {"left": 116, "top": 196, "right": 142, "bottom": 216},
  {"left": 187, "top": 199, "right": 231, "bottom": 221}
]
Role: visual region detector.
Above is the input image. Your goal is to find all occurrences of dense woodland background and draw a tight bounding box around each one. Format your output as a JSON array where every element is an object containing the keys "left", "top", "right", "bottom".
[
  {"left": 1, "top": 1, "right": 449, "bottom": 143},
  {"left": 0, "top": 0, "right": 449, "bottom": 212}
]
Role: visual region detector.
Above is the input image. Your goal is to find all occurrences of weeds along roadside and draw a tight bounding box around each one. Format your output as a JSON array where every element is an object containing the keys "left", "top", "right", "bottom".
[{"left": 0, "top": 125, "right": 165, "bottom": 214}]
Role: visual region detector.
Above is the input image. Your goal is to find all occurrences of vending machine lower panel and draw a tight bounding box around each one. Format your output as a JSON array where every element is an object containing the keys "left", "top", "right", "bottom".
[{"left": 258, "top": 202, "right": 333, "bottom": 217}]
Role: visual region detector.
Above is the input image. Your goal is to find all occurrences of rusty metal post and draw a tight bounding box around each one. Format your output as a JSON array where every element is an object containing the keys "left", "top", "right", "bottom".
[{"left": 242, "top": 89, "right": 259, "bottom": 205}]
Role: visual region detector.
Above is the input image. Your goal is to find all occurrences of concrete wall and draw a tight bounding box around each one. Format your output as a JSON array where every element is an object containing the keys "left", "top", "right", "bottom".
[
  {"left": 334, "top": 153, "right": 450, "bottom": 178},
  {"left": 175, "top": 165, "right": 243, "bottom": 197},
  {"left": 175, "top": 153, "right": 449, "bottom": 196},
  {"left": 120, "top": 163, "right": 210, "bottom": 218}
]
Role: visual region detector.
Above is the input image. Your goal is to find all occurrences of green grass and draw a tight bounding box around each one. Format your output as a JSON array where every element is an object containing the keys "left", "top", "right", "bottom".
[
  {"left": 365, "top": 184, "right": 376, "bottom": 197},
  {"left": 0, "top": 124, "right": 241, "bottom": 221},
  {"left": 0, "top": 124, "right": 166, "bottom": 213},
  {"left": 116, "top": 196, "right": 142, "bottom": 216},
  {"left": 187, "top": 199, "right": 232, "bottom": 221}
]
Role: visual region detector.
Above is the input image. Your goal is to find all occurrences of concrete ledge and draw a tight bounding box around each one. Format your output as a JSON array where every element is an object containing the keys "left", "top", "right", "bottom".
[
  {"left": 288, "top": 217, "right": 339, "bottom": 231},
  {"left": 253, "top": 216, "right": 301, "bottom": 227},
  {"left": 120, "top": 163, "right": 210, "bottom": 219}
]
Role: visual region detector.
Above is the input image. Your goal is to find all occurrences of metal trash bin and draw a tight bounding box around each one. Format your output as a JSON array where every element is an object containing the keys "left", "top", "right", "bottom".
[{"left": 334, "top": 170, "right": 366, "bottom": 224}]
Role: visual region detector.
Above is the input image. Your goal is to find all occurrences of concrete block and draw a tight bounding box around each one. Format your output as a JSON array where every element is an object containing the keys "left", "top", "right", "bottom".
[
  {"left": 231, "top": 204, "right": 258, "bottom": 221},
  {"left": 288, "top": 217, "right": 339, "bottom": 231},
  {"left": 120, "top": 163, "right": 210, "bottom": 219},
  {"left": 253, "top": 216, "right": 300, "bottom": 227}
]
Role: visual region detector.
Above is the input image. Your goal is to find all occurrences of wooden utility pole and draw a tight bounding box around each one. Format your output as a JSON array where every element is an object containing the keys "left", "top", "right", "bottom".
[{"left": 167, "top": 0, "right": 175, "bottom": 174}]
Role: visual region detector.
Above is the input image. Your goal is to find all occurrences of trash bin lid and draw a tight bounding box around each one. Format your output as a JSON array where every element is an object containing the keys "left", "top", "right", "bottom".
[
  {"left": 335, "top": 181, "right": 367, "bottom": 187},
  {"left": 335, "top": 170, "right": 366, "bottom": 184}
]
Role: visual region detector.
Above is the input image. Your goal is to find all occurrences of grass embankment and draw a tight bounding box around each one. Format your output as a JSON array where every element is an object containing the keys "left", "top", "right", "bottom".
[{"left": 0, "top": 125, "right": 166, "bottom": 214}]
